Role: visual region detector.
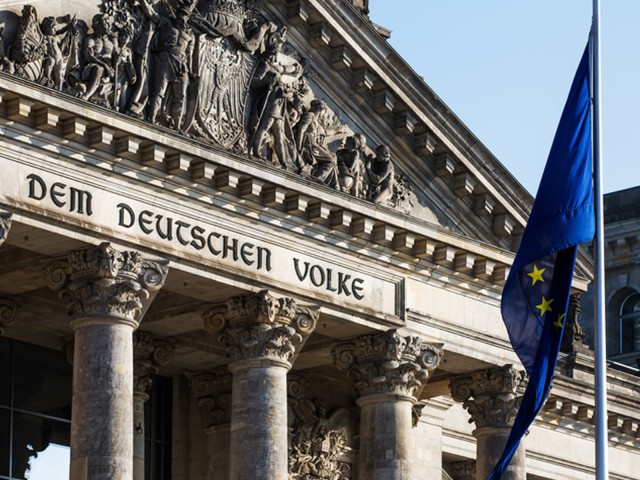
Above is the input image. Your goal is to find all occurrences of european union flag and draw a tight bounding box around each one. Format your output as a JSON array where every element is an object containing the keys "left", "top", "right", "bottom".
[{"left": 489, "top": 45, "right": 595, "bottom": 479}]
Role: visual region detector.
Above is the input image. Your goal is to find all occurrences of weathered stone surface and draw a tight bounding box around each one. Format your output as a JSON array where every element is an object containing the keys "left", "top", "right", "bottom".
[
  {"left": 204, "top": 291, "right": 319, "bottom": 480},
  {"left": 45, "top": 243, "right": 168, "bottom": 480},
  {"left": 450, "top": 366, "right": 526, "bottom": 480},
  {"left": 333, "top": 330, "right": 443, "bottom": 480}
]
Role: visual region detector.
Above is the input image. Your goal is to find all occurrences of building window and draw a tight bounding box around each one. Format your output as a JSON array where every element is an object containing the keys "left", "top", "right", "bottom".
[
  {"left": 145, "top": 375, "right": 173, "bottom": 480},
  {"left": 0, "top": 338, "right": 72, "bottom": 480},
  {"left": 620, "top": 292, "right": 640, "bottom": 354}
]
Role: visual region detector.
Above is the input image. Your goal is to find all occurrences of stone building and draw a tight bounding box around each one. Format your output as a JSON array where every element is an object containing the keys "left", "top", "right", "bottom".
[
  {"left": 581, "top": 186, "right": 640, "bottom": 369},
  {"left": 0, "top": 1, "right": 638, "bottom": 479}
]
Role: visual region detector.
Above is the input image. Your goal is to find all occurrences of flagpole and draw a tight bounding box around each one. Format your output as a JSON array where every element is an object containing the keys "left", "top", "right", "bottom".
[{"left": 591, "top": 0, "right": 608, "bottom": 479}]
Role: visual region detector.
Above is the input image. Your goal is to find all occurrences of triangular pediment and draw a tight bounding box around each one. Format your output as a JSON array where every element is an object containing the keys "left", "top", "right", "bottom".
[{"left": 0, "top": 0, "right": 591, "bottom": 291}]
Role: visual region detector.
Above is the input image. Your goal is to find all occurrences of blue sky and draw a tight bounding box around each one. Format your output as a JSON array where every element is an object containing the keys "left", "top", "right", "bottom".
[{"left": 368, "top": 1, "right": 639, "bottom": 195}]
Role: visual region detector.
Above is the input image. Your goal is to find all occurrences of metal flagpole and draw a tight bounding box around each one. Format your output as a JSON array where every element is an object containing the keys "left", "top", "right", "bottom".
[{"left": 591, "top": 0, "right": 608, "bottom": 479}]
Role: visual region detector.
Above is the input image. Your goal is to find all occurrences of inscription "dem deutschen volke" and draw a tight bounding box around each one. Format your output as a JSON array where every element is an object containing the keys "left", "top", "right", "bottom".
[{"left": 24, "top": 172, "right": 367, "bottom": 301}]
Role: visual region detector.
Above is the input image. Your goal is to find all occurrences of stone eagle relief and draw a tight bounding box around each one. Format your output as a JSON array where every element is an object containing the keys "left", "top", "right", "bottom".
[{"left": 0, "top": 0, "right": 416, "bottom": 213}]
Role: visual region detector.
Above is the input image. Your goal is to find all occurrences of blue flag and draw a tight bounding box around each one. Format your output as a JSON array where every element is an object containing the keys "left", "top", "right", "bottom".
[{"left": 489, "top": 45, "right": 595, "bottom": 479}]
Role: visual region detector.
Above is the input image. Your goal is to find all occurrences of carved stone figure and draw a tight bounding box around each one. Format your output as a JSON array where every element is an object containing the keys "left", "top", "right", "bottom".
[
  {"left": 0, "top": 0, "right": 417, "bottom": 216},
  {"left": 9, "top": 4, "right": 45, "bottom": 81},
  {"left": 191, "top": 0, "right": 273, "bottom": 53},
  {"left": 249, "top": 27, "right": 303, "bottom": 170},
  {"left": 40, "top": 15, "right": 78, "bottom": 91},
  {"left": 337, "top": 135, "right": 367, "bottom": 197},
  {"left": 148, "top": 8, "right": 195, "bottom": 130},
  {"left": 126, "top": 0, "right": 161, "bottom": 116},
  {"left": 68, "top": 13, "right": 117, "bottom": 104},
  {"left": 295, "top": 99, "right": 341, "bottom": 186},
  {"left": 366, "top": 144, "right": 395, "bottom": 205}
]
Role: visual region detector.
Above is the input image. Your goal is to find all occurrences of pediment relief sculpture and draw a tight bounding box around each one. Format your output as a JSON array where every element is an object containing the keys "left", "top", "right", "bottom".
[{"left": 0, "top": 0, "right": 419, "bottom": 214}]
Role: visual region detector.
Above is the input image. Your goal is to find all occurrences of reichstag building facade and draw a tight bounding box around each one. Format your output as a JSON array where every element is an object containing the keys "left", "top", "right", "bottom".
[{"left": 0, "top": 0, "right": 639, "bottom": 479}]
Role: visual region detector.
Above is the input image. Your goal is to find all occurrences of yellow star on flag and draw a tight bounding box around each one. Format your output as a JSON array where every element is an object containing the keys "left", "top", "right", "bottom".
[
  {"left": 527, "top": 265, "right": 546, "bottom": 286},
  {"left": 536, "top": 296, "right": 553, "bottom": 316},
  {"left": 554, "top": 313, "right": 566, "bottom": 329}
]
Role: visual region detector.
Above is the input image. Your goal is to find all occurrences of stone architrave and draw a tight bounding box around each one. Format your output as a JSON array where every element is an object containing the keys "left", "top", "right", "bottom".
[
  {"left": 332, "top": 330, "right": 443, "bottom": 480},
  {"left": 133, "top": 331, "right": 174, "bottom": 480},
  {"left": 204, "top": 290, "right": 319, "bottom": 480},
  {"left": 0, "top": 297, "right": 18, "bottom": 336},
  {"left": 45, "top": 242, "right": 168, "bottom": 480},
  {"left": 0, "top": 211, "right": 11, "bottom": 247},
  {"left": 450, "top": 365, "right": 526, "bottom": 480},
  {"left": 187, "top": 366, "right": 233, "bottom": 480}
]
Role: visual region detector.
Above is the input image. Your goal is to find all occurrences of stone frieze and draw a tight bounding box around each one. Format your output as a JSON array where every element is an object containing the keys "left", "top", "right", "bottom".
[{"left": 0, "top": 0, "right": 416, "bottom": 213}]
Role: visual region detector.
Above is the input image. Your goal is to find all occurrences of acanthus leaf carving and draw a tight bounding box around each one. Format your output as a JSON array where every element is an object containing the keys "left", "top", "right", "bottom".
[
  {"left": 449, "top": 365, "right": 525, "bottom": 430},
  {"left": 332, "top": 330, "right": 443, "bottom": 399},
  {"left": 133, "top": 331, "right": 174, "bottom": 400},
  {"left": 204, "top": 290, "right": 318, "bottom": 367},
  {"left": 187, "top": 366, "right": 233, "bottom": 427},
  {"left": 44, "top": 242, "right": 168, "bottom": 325},
  {"left": 1, "top": 0, "right": 418, "bottom": 214},
  {"left": 0, "top": 297, "right": 18, "bottom": 336}
]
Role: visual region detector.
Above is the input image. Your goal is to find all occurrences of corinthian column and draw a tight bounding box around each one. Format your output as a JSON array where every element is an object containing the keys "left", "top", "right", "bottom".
[
  {"left": 332, "top": 330, "right": 443, "bottom": 480},
  {"left": 188, "top": 367, "right": 233, "bottom": 480},
  {"left": 133, "top": 331, "right": 174, "bottom": 480},
  {"left": 204, "top": 290, "right": 318, "bottom": 480},
  {"left": 450, "top": 366, "right": 526, "bottom": 480},
  {"left": 45, "top": 242, "right": 168, "bottom": 480}
]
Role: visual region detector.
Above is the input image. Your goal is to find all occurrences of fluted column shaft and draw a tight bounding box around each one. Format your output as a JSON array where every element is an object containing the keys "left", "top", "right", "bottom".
[
  {"left": 450, "top": 365, "right": 526, "bottom": 480},
  {"left": 204, "top": 291, "right": 318, "bottom": 480},
  {"left": 46, "top": 243, "right": 168, "bottom": 480},
  {"left": 333, "top": 330, "right": 443, "bottom": 480}
]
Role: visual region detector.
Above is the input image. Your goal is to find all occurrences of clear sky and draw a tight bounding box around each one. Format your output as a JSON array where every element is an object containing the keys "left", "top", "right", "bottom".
[{"left": 368, "top": 1, "right": 639, "bottom": 195}]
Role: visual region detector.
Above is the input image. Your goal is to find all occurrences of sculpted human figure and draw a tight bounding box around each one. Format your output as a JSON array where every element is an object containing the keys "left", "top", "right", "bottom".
[
  {"left": 191, "top": 0, "right": 273, "bottom": 53},
  {"left": 296, "top": 99, "right": 340, "bottom": 187},
  {"left": 39, "top": 15, "right": 78, "bottom": 91},
  {"left": 249, "top": 27, "right": 303, "bottom": 170},
  {"left": 127, "top": 0, "right": 162, "bottom": 117},
  {"left": 68, "top": 14, "right": 116, "bottom": 103},
  {"left": 148, "top": 8, "right": 195, "bottom": 130},
  {"left": 337, "top": 135, "right": 367, "bottom": 197},
  {"left": 366, "top": 144, "right": 396, "bottom": 205}
]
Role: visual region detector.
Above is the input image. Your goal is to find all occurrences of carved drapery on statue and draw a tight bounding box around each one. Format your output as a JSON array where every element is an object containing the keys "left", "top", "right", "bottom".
[{"left": 0, "top": 0, "right": 416, "bottom": 212}]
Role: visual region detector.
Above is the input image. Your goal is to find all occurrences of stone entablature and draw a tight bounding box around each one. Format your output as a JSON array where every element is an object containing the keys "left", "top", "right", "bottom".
[
  {"left": 0, "top": 75, "right": 513, "bottom": 293},
  {"left": 0, "top": 0, "right": 533, "bottom": 251}
]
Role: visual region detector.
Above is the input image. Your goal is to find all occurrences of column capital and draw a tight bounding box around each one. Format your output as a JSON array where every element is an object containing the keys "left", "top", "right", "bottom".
[
  {"left": 44, "top": 242, "right": 168, "bottom": 328},
  {"left": 450, "top": 365, "right": 525, "bottom": 430},
  {"left": 133, "top": 331, "right": 174, "bottom": 401},
  {"left": 0, "top": 297, "right": 18, "bottom": 336},
  {"left": 0, "top": 211, "right": 11, "bottom": 246},
  {"left": 187, "top": 366, "right": 233, "bottom": 428},
  {"left": 203, "top": 290, "right": 319, "bottom": 369},
  {"left": 332, "top": 329, "right": 443, "bottom": 400}
]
